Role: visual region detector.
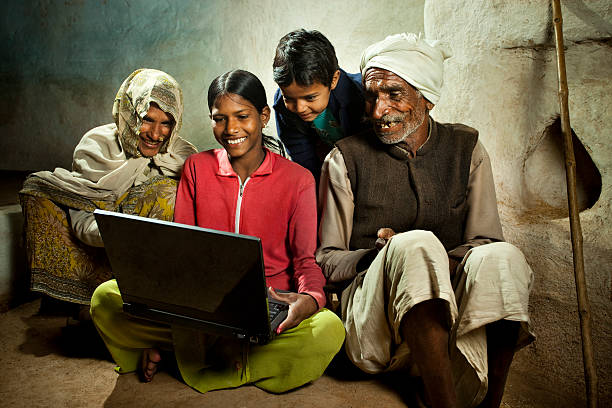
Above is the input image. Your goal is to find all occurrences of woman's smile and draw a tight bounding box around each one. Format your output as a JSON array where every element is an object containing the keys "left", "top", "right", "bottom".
[
  {"left": 140, "top": 137, "right": 163, "bottom": 147},
  {"left": 226, "top": 137, "right": 247, "bottom": 145}
]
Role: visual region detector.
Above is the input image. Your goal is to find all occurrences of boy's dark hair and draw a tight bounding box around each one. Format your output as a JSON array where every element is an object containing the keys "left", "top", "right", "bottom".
[
  {"left": 273, "top": 29, "right": 339, "bottom": 88},
  {"left": 207, "top": 69, "right": 267, "bottom": 114}
]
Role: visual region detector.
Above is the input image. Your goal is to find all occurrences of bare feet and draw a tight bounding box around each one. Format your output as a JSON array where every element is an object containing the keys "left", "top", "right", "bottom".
[{"left": 140, "top": 348, "right": 162, "bottom": 383}]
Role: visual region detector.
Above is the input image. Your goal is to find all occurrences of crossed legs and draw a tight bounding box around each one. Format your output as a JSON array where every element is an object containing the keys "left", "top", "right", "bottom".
[
  {"left": 91, "top": 279, "right": 345, "bottom": 393},
  {"left": 342, "top": 231, "right": 533, "bottom": 408}
]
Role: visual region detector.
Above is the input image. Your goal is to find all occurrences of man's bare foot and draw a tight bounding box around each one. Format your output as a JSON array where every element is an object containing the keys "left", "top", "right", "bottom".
[{"left": 140, "top": 348, "right": 162, "bottom": 383}]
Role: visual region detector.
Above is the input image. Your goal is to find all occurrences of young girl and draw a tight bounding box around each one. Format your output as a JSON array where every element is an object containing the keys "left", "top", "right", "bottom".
[{"left": 90, "top": 69, "right": 344, "bottom": 394}]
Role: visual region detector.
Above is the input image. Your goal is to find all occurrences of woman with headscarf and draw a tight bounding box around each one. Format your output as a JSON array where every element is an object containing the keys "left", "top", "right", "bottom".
[{"left": 20, "top": 68, "right": 198, "bottom": 309}]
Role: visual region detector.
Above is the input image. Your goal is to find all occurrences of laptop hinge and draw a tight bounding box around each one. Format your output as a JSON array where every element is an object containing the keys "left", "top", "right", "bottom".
[{"left": 123, "top": 302, "right": 259, "bottom": 341}]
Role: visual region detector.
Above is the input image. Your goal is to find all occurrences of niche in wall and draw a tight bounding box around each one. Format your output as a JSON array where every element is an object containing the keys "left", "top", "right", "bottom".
[{"left": 522, "top": 116, "right": 601, "bottom": 219}]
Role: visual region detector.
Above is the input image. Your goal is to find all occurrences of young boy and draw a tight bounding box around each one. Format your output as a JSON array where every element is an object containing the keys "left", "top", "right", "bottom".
[{"left": 272, "top": 29, "right": 367, "bottom": 181}]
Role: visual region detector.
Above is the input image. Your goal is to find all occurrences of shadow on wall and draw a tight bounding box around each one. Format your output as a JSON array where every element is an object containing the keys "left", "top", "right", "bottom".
[
  {"left": 0, "top": 71, "right": 22, "bottom": 128},
  {"left": 0, "top": 207, "right": 29, "bottom": 312},
  {"left": 521, "top": 116, "right": 602, "bottom": 219}
]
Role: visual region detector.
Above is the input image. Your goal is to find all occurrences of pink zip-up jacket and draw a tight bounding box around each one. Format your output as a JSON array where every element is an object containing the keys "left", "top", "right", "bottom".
[{"left": 174, "top": 148, "right": 326, "bottom": 309}]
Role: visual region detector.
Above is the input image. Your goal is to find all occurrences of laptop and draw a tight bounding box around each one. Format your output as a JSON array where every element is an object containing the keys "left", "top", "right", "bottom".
[{"left": 93, "top": 209, "right": 289, "bottom": 344}]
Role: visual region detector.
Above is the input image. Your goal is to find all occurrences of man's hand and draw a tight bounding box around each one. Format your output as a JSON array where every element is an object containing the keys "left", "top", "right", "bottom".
[
  {"left": 375, "top": 227, "right": 396, "bottom": 250},
  {"left": 268, "top": 288, "right": 319, "bottom": 334}
]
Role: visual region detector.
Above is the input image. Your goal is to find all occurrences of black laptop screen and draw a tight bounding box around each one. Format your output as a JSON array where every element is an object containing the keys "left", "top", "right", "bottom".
[{"left": 94, "top": 210, "right": 271, "bottom": 337}]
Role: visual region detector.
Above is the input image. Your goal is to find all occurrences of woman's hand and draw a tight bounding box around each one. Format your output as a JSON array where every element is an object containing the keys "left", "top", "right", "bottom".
[{"left": 268, "top": 287, "right": 319, "bottom": 334}]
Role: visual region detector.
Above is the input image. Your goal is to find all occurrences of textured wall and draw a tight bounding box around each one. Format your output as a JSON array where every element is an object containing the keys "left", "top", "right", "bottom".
[
  {"left": 1, "top": 0, "right": 424, "bottom": 171},
  {"left": 425, "top": 0, "right": 611, "bottom": 405}
]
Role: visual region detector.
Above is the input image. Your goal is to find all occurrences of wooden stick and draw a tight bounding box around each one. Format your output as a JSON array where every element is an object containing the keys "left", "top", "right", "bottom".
[{"left": 552, "top": 1, "right": 598, "bottom": 406}]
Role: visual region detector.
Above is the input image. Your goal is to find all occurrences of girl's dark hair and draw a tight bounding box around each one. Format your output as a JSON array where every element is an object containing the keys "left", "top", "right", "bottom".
[
  {"left": 207, "top": 70, "right": 267, "bottom": 113},
  {"left": 273, "top": 29, "right": 339, "bottom": 88}
]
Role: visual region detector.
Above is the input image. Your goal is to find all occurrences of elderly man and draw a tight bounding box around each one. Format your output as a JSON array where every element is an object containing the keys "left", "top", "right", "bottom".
[{"left": 317, "top": 33, "right": 534, "bottom": 408}]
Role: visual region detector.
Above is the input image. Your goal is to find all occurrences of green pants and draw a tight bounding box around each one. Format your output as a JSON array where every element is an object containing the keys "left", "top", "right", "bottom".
[{"left": 90, "top": 280, "right": 345, "bottom": 393}]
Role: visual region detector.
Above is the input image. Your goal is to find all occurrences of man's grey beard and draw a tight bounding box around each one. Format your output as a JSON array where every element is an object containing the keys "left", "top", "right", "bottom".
[
  {"left": 376, "top": 109, "right": 427, "bottom": 145},
  {"left": 362, "top": 106, "right": 427, "bottom": 146}
]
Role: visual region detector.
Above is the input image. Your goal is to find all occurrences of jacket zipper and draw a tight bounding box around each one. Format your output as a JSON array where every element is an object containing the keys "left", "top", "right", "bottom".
[{"left": 235, "top": 176, "right": 250, "bottom": 233}]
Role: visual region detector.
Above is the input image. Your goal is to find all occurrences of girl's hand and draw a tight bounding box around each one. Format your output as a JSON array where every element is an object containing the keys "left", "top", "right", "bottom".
[{"left": 268, "top": 287, "right": 318, "bottom": 334}]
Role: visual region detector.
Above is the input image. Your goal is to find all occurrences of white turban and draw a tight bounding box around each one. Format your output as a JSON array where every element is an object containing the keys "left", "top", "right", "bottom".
[{"left": 360, "top": 32, "right": 450, "bottom": 105}]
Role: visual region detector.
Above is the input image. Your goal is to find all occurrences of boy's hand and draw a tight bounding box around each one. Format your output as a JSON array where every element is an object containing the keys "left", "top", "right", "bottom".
[{"left": 268, "top": 287, "right": 318, "bottom": 334}]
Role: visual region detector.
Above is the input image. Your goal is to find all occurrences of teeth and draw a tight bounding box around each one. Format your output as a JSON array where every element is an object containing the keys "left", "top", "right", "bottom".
[
  {"left": 227, "top": 137, "right": 246, "bottom": 145},
  {"left": 380, "top": 122, "right": 395, "bottom": 129}
]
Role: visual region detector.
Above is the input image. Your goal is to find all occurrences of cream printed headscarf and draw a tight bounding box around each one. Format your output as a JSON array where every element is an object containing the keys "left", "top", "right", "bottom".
[
  {"left": 30, "top": 69, "right": 197, "bottom": 204},
  {"left": 113, "top": 68, "right": 184, "bottom": 158}
]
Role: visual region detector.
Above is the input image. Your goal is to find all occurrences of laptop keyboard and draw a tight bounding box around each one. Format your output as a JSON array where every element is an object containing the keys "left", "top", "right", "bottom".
[{"left": 269, "top": 301, "right": 289, "bottom": 321}]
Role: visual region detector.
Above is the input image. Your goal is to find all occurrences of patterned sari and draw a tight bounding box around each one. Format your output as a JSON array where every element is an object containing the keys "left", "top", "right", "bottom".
[{"left": 20, "top": 176, "right": 179, "bottom": 304}]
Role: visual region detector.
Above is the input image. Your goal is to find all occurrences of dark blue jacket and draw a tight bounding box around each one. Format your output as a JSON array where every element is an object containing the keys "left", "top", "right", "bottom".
[{"left": 273, "top": 69, "right": 367, "bottom": 181}]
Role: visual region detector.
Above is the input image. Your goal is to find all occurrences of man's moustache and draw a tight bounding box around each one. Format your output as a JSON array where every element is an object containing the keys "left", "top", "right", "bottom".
[{"left": 362, "top": 113, "right": 407, "bottom": 126}]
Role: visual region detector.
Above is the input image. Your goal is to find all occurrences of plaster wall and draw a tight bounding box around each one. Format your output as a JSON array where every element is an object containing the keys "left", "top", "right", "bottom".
[
  {"left": 1, "top": 0, "right": 424, "bottom": 172},
  {"left": 425, "top": 0, "right": 611, "bottom": 405}
]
